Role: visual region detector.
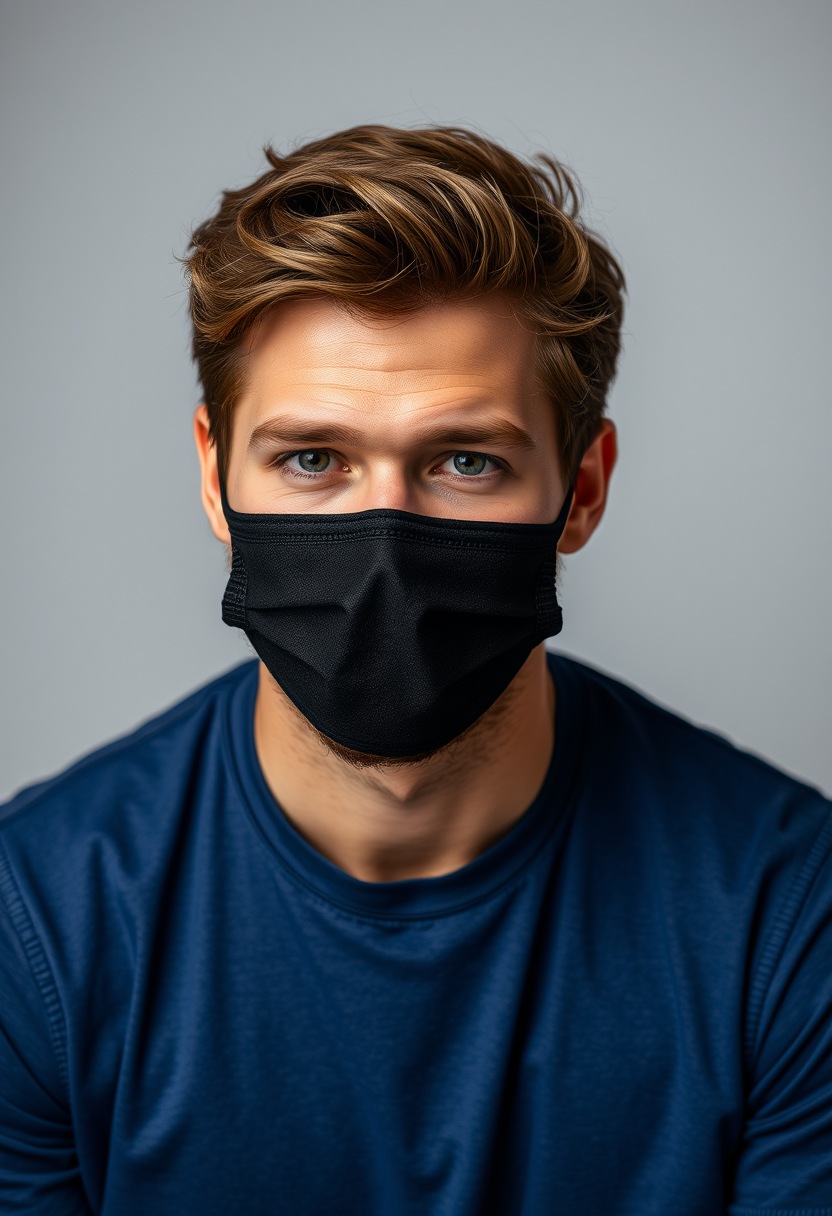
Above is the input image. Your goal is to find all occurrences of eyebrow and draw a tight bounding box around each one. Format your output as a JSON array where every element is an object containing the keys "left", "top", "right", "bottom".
[{"left": 247, "top": 413, "right": 537, "bottom": 453}]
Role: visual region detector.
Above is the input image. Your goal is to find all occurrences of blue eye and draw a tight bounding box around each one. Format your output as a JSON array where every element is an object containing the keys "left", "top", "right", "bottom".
[
  {"left": 447, "top": 452, "right": 497, "bottom": 477},
  {"left": 294, "top": 450, "right": 331, "bottom": 474}
]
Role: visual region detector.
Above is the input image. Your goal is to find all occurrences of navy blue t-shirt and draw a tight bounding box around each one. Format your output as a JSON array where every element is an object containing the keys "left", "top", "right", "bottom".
[{"left": 1, "top": 652, "right": 830, "bottom": 1215}]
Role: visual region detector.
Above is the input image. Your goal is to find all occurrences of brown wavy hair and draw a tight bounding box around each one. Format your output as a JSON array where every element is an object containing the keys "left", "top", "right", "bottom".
[{"left": 181, "top": 124, "right": 626, "bottom": 484}]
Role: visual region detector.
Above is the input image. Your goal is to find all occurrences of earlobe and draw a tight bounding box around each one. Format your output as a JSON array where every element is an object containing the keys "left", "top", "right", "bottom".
[
  {"left": 557, "top": 419, "right": 617, "bottom": 555},
  {"left": 193, "top": 404, "right": 231, "bottom": 545}
]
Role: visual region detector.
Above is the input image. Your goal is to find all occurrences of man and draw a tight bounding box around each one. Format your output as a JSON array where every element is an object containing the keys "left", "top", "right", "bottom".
[{"left": 1, "top": 124, "right": 830, "bottom": 1215}]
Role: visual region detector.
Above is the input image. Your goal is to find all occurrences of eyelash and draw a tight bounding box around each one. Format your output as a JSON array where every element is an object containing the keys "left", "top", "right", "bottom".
[
  {"left": 268, "top": 451, "right": 341, "bottom": 482},
  {"left": 268, "top": 449, "right": 508, "bottom": 483}
]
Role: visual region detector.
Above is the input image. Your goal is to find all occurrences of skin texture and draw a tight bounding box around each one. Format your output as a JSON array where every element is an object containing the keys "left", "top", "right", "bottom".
[{"left": 195, "top": 293, "right": 616, "bottom": 882}]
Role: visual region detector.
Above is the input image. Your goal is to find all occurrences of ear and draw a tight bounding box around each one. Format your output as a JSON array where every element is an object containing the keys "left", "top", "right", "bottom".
[
  {"left": 193, "top": 404, "right": 231, "bottom": 545},
  {"left": 557, "top": 419, "right": 617, "bottom": 555}
]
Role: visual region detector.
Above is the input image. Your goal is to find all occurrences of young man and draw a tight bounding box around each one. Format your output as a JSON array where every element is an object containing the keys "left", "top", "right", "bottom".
[{"left": 1, "top": 125, "right": 830, "bottom": 1215}]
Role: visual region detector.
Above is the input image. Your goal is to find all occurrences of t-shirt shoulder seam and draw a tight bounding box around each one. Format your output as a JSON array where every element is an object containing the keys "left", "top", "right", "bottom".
[
  {"left": 552, "top": 653, "right": 828, "bottom": 795},
  {"left": 743, "top": 808, "right": 832, "bottom": 1065},
  {"left": 1, "top": 660, "right": 257, "bottom": 824},
  {"left": 0, "top": 837, "right": 70, "bottom": 1102}
]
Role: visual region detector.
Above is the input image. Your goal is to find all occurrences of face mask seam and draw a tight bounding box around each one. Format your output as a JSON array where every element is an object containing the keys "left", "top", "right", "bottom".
[{"left": 225, "top": 531, "right": 560, "bottom": 552}]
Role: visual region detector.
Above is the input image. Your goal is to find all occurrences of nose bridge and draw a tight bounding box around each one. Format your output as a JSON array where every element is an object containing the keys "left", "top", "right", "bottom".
[{"left": 354, "top": 452, "right": 419, "bottom": 513}]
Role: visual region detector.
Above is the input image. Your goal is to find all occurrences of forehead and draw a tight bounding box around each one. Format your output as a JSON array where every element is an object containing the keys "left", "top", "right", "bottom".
[{"left": 236, "top": 293, "right": 543, "bottom": 417}]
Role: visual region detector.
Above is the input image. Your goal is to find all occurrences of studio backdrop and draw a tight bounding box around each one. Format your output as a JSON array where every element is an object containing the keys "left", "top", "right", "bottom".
[{"left": 1, "top": 0, "right": 830, "bottom": 799}]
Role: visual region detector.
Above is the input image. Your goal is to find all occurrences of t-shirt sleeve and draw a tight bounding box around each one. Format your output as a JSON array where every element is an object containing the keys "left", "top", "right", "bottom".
[
  {"left": 0, "top": 844, "right": 92, "bottom": 1215},
  {"left": 728, "top": 811, "right": 832, "bottom": 1215}
]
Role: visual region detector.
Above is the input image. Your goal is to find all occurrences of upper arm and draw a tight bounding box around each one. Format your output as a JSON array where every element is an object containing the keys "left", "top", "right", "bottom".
[
  {"left": 728, "top": 813, "right": 832, "bottom": 1214},
  {"left": 0, "top": 846, "right": 92, "bottom": 1215}
]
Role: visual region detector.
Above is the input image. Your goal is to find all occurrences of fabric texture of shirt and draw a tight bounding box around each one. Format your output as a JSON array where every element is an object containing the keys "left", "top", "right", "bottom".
[{"left": 1, "top": 652, "right": 830, "bottom": 1215}]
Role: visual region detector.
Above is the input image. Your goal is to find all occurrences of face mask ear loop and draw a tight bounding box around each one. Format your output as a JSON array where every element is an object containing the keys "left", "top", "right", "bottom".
[
  {"left": 533, "top": 486, "right": 574, "bottom": 640},
  {"left": 221, "top": 545, "right": 249, "bottom": 629},
  {"left": 218, "top": 467, "right": 249, "bottom": 629},
  {"left": 217, "top": 464, "right": 236, "bottom": 525},
  {"left": 554, "top": 485, "right": 574, "bottom": 532}
]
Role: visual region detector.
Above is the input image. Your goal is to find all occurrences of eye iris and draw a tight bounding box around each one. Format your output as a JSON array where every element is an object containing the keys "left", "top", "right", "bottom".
[
  {"left": 298, "top": 450, "right": 330, "bottom": 473},
  {"left": 453, "top": 452, "right": 488, "bottom": 476}
]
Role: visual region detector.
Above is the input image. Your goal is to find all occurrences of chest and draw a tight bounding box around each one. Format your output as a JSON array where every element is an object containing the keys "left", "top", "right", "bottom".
[{"left": 73, "top": 867, "right": 745, "bottom": 1214}]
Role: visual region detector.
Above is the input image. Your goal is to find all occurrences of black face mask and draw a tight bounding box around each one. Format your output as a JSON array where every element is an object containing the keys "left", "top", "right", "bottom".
[{"left": 218, "top": 474, "right": 573, "bottom": 758}]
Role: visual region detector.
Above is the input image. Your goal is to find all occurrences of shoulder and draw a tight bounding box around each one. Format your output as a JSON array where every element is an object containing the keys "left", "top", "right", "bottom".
[
  {"left": 549, "top": 648, "right": 832, "bottom": 905},
  {"left": 550, "top": 652, "right": 832, "bottom": 1073},
  {"left": 551, "top": 647, "right": 830, "bottom": 812},
  {"left": 0, "top": 659, "right": 258, "bottom": 878},
  {"left": 0, "top": 659, "right": 258, "bottom": 1157}
]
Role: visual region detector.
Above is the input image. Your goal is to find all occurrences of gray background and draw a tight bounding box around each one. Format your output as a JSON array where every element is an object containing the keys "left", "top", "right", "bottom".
[{"left": 1, "top": 0, "right": 830, "bottom": 801}]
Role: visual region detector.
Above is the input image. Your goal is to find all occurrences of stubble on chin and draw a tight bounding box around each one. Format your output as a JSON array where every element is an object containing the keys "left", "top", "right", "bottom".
[{"left": 260, "top": 660, "right": 524, "bottom": 775}]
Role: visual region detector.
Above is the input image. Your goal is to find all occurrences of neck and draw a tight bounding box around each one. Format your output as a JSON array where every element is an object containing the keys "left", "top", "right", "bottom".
[{"left": 252, "top": 645, "right": 556, "bottom": 883}]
